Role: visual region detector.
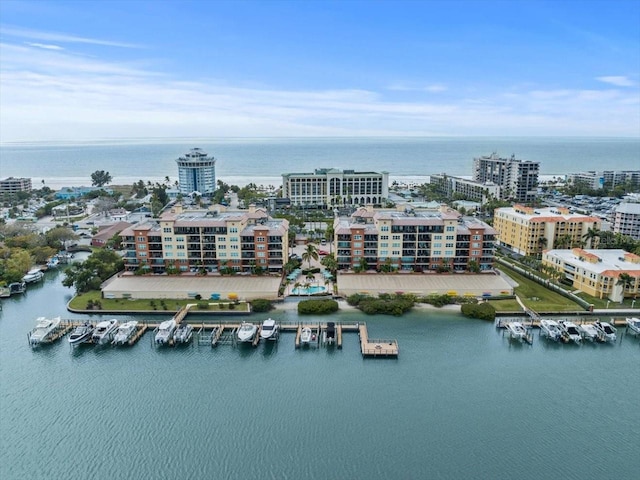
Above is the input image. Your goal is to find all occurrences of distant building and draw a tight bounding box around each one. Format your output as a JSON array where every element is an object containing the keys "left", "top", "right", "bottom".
[
  {"left": 429, "top": 174, "right": 500, "bottom": 204},
  {"left": 282, "top": 168, "right": 389, "bottom": 208},
  {"left": 55, "top": 186, "right": 107, "bottom": 200},
  {"left": 568, "top": 170, "right": 640, "bottom": 190},
  {"left": 473, "top": 153, "right": 539, "bottom": 203},
  {"left": 176, "top": 148, "right": 216, "bottom": 196},
  {"left": 332, "top": 205, "right": 497, "bottom": 271},
  {"left": 493, "top": 205, "right": 601, "bottom": 256},
  {"left": 612, "top": 202, "right": 640, "bottom": 240},
  {"left": 542, "top": 248, "right": 640, "bottom": 301},
  {"left": 91, "top": 222, "right": 133, "bottom": 247},
  {"left": 0, "top": 177, "right": 32, "bottom": 194}
]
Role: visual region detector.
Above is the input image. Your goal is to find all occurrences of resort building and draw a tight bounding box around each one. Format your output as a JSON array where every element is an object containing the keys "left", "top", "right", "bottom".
[
  {"left": 0, "top": 177, "right": 32, "bottom": 194},
  {"left": 493, "top": 205, "right": 601, "bottom": 257},
  {"left": 568, "top": 170, "right": 640, "bottom": 190},
  {"left": 542, "top": 248, "right": 640, "bottom": 301},
  {"left": 120, "top": 204, "right": 289, "bottom": 274},
  {"left": 176, "top": 148, "right": 216, "bottom": 196},
  {"left": 429, "top": 174, "right": 501, "bottom": 204},
  {"left": 612, "top": 202, "right": 640, "bottom": 240},
  {"left": 333, "top": 205, "right": 497, "bottom": 272},
  {"left": 473, "top": 153, "right": 539, "bottom": 203},
  {"left": 282, "top": 168, "right": 389, "bottom": 208}
]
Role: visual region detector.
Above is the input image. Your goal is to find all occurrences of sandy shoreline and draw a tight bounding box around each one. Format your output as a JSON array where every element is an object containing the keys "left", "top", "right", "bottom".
[{"left": 273, "top": 298, "right": 461, "bottom": 313}]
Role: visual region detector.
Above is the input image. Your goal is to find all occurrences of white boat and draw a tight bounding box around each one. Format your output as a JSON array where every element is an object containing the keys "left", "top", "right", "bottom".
[
  {"left": 559, "top": 320, "right": 582, "bottom": 344},
  {"left": 539, "top": 319, "right": 562, "bottom": 341},
  {"left": 92, "top": 319, "right": 119, "bottom": 345},
  {"left": 593, "top": 321, "right": 617, "bottom": 343},
  {"left": 23, "top": 268, "right": 44, "bottom": 283},
  {"left": 300, "top": 326, "right": 314, "bottom": 345},
  {"left": 579, "top": 323, "right": 601, "bottom": 342},
  {"left": 505, "top": 322, "right": 528, "bottom": 341},
  {"left": 46, "top": 257, "right": 60, "bottom": 269},
  {"left": 112, "top": 321, "right": 139, "bottom": 345},
  {"left": 173, "top": 323, "right": 193, "bottom": 344},
  {"left": 237, "top": 322, "right": 257, "bottom": 343},
  {"left": 259, "top": 318, "right": 279, "bottom": 341},
  {"left": 155, "top": 319, "right": 176, "bottom": 345},
  {"left": 68, "top": 322, "right": 94, "bottom": 345},
  {"left": 625, "top": 317, "right": 640, "bottom": 335},
  {"left": 29, "top": 316, "right": 61, "bottom": 345}
]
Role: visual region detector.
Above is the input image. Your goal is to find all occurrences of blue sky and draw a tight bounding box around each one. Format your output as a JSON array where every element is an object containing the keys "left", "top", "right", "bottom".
[{"left": 0, "top": 0, "right": 638, "bottom": 141}]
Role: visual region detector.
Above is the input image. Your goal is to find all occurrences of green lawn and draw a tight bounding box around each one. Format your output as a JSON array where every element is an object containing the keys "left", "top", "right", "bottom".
[
  {"left": 497, "top": 267, "right": 584, "bottom": 312},
  {"left": 487, "top": 298, "right": 523, "bottom": 313}
]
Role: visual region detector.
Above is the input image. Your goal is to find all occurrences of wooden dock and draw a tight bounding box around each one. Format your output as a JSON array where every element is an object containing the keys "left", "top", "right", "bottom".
[
  {"left": 127, "top": 325, "right": 147, "bottom": 346},
  {"left": 357, "top": 323, "right": 399, "bottom": 358}
]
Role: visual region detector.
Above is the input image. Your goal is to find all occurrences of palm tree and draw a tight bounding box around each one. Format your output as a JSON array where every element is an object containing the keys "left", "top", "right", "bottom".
[
  {"left": 582, "top": 227, "right": 600, "bottom": 249},
  {"left": 616, "top": 273, "right": 634, "bottom": 299},
  {"left": 293, "top": 282, "right": 302, "bottom": 295},
  {"left": 301, "top": 243, "right": 319, "bottom": 269}
]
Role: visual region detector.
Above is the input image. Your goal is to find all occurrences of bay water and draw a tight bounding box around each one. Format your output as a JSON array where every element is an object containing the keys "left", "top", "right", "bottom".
[{"left": 1, "top": 270, "right": 639, "bottom": 480}]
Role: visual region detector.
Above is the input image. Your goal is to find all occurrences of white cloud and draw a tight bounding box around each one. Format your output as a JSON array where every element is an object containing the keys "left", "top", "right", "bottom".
[
  {"left": 387, "top": 83, "right": 448, "bottom": 93},
  {"left": 25, "top": 42, "right": 64, "bottom": 51},
  {"left": 1, "top": 25, "right": 143, "bottom": 48},
  {"left": 596, "top": 76, "right": 635, "bottom": 87}
]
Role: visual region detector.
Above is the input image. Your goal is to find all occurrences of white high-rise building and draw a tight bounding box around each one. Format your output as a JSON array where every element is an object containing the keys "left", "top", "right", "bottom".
[
  {"left": 473, "top": 153, "right": 539, "bottom": 203},
  {"left": 176, "top": 148, "right": 216, "bottom": 196}
]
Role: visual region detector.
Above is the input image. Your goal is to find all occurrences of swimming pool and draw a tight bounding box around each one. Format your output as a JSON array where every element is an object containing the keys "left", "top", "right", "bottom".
[{"left": 291, "top": 285, "right": 328, "bottom": 295}]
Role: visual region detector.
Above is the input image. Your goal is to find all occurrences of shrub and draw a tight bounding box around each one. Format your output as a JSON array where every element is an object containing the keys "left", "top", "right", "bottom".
[
  {"left": 461, "top": 302, "right": 496, "bottom": 321},
  {"left": 196, "top": 301, "right": 209, "bottom": 310},
  {"left": 348, "top": 293, "right": 415, "bottom": 316},
  {"left": 298, "top": 299, "right": 339, "bottom": 314},
  {"left": 251, "top": 298, "right": 273, "bottom": 313}
]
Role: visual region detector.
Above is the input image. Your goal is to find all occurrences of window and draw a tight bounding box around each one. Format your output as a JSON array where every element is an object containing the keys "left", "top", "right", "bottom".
[
  {"left": 353, "top": 242, "right": 362, "bottom": 247},
  {"left": 137, "top": 244, "right": 146, "bottom": 250},
  {"left": 445, "top": 250, "right": 453, "bottom": 256},
  {"left": 218, "top": 237, "right": 226, "bottom": 242},
  {"left": 472, "top": 250, "right": 480, "bottom": 255},
  {"left": 218, "top": 245, "right": 226, "bottom": 250},
  {"left": 166, "top": 252, "right": 173, "bottom": 257},
  {"left": 446, "top": 226, "right": 455, "bottom": 232},
  {"left": 163, "top": 227, "right": 172, "bottom": 233},
  {"left": 473, "top": 234, "right": 481, "bottom": 240},
  {"left": 137, "top": 236, "right": 145, "bottom": 242},
  {"left": 433, "top": 250, "right": 441, "bottom": 255},
  {"left": 257, "top": 252, "right": 265, "bottom": 257},
  {"left": 257, "top": 236, "right": 265, "bottom": 242},
  {"left": 177, "top": 252, "right": 185, "bottom": 257},
  {"left": 381, "top": 226, "right": 389, "bottom": 232},
  {"left": 380, "top": 242, "right": 388, "bottom": 247},
  {"left": 472, "top": 242, "right": 480, "bottom": 248},
  {"left": 177, "top": 245, "right": 184, "bottom": 249},
  {"left": 434, "top": 235, "right": 442, "bottom": 240},
  {"left": 354, "top": 250, "right": 362, "bottom": 255},
  {"left": 354, "top": 235, "right": 362, "bottom": 240},
  {"left": 434, "top": 243, "right": 442, "bottom": 248},
  {"left": 392, "top": 242, "right": 400, "bottom": 248},
  {"left": 446, "top": 235, "right": 454, "bottom": 240},
  {"left": 392, "top": 251, "right": 400, "bottom": 255},
  {"left": 380, "top": 235, "right": 388, "bottom": 240},
  {"left": 230, "top": 237, "right": 238, "bottom": 242},
  {"left": 163, "top": 237, "right": 172, "bottom": 242},
  {"left": 257, "top": 244, "right": 265, "bottom": 250},
  {"left": 392, "top": 235, "right": 401, "bottom": 240},
  {"left": 231, "top": 245, "right": 238, "bottom": 250},
  {"left": 231, "top": 252, "right": 239, "bottom": 257},
  {"left": 230, "top": 227, "right": 238, "bottom": 233},
  {"left": 176, "top": 237, "right": 184, "bottom": 242},
  {"left": 445, "top": 243, "right": 454, "bottom": 248},
  {"left": 380, "top": 250, "right": 388, "bottom": 255}
]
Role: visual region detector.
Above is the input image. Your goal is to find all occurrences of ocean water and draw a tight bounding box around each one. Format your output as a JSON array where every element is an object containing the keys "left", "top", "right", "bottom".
[
  {"left": 1, "top": 137, "right": 638, "bottom": 189},
  {"left": 1, "top": 271, "right": 639, "bottom": 480}
]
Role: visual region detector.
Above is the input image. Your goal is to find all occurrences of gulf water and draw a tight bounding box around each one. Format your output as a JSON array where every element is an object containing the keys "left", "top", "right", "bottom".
[
  {"left": 1, "top": 271, "right": 639, "bottom": 480},
  {"left": 1, "top": 137, "right": 639, "bottom": 189}
]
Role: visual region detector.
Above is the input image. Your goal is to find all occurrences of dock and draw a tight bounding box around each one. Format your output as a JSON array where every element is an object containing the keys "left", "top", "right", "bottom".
[{"left": 357, "top": 322, "right": 399, "bottom": 357}]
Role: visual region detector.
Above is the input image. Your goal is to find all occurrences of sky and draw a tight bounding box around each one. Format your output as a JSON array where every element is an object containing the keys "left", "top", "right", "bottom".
[{"left": 0, "top": 0, "right": 639, "bottom": 142}]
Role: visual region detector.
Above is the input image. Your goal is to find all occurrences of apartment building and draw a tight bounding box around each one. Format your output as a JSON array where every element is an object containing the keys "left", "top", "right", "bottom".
[
  {"left": 493, "top": 205, "right": 601, "bottom": 256},
  {"left": 176, "top": 148, "right": 216, "bottom": 196},
  {"left": 612, "top": 202, "right": 640, "bottom": 240},
  {"left": 429, "top": 174, "right": 501, "bottom": 204},
  {"left": 542, "top": 248, "right": 640, "bottom": 301},
  {"left": 333, "top": 205, "right": 496, "bottom": 272},
  {"left": 0, "top": 177, "right": 32, "bottom": 194},
  {"left": 282, "top": 168, "right": 389, "bottom": 208},
  {"left": 568, "top": 170, "right": 640, "bottom": 190},
  {"left": 120, "top": 204, "right": 289, "bottom": 273},
  {"left": 473, "top": 153, "right": 539, "bottom": 203}
]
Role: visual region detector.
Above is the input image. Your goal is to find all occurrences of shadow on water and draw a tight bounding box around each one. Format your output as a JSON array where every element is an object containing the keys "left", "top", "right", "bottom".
[{"left": 260, "top": 341, "right": 278, "bottom": 357}]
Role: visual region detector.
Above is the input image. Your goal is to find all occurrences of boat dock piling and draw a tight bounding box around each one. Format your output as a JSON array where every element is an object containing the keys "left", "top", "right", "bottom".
[{"left": 128, "top": 325, "right": 147, "bottom": 346}]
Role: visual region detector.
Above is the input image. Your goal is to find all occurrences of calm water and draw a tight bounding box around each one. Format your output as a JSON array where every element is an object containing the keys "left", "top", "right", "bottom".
[
  {"left": 1, "top": 271, "right": 639, "bottom": 480},
  {"left": 1, "top": 137, "right": 639, "bottom": 188}
]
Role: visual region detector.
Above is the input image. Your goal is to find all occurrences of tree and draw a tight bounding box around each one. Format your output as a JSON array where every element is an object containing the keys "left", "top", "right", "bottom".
[
  {"left": 582, "top": 227, "right": 600, "bottom": 249},
  {"left": 301, "top": 243, "right": 319, "bottom": 269},
  {"left": 616, "top": 273, "right": 634, "bottom": 298},
  {"left": 62, "top": 249, "right": 124, "bottom": 293},
  {"left": 45, "top": 226, "right": 79, "bottom": 250},
  {"left": 320, "top": 253, "right": 338, "bottom": 274},
  {"left": 91, "top": 170, "right": 112, "bottom": 187}
]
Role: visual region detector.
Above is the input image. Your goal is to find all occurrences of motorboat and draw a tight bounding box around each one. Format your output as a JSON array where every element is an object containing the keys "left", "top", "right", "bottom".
[
  {"left": 625, "top": 317, "right": 640, "bottom": 335},
  {"left": 559, "top": 320, "right": 582, "bottom": 344},
  {"left": 46, "top": 256, "right": 60, "bottom": 269},
  {"left": 259, "top": 318, "right": 279, "bottom": 341},
  {"left": 593, "top": 321, "right": 617, "bottom": 343},
  {"left": 29, "top": 317, "right": 61, "bottom": 345},
  {"left": 9, "top": 282, "right": 26, "bottom": 295},
  {"left": 173, "top": 323, "right": 193, "bottom": 344},
  {"left": 23, "top": 268, "right": 44, "bottom": 283},
  {"left": 68, "top": 322, "right": 94, "bottom": 345},
  {"left": 112, "top": 321, "right": 139, "bottom": 345},
  {"left": 155, "top": 319, "right": 177, "bottom": 345},
  {"left": 91, "top": 319, "right": 119, "bottom": 345},
  {"left": 300, "top": 326, "right": 313, "bottom": 345},
  {"left": 505, "top": 322, "right": 528, "bottom": 342},
  {"left": 539, "top": 319, "right": 562, "bottom": 341},
  {"left": 324, "top": 322, "right": 336, "bottom": 344},
  {"left": 579, "top": 323, "right": 601, "bottom": 342},
  {"left": 237, "top": 322, "right": 257, "bottom": 343},
  {"left": 0, "top": 286, "right": 10, "bottom": 298}
]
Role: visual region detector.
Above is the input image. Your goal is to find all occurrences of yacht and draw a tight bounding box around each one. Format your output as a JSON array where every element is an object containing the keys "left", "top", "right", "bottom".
[
  {"left": 593, "top": 321, "right": 617, "bottom": 343},
  {"left": 579, "top": 323, "right": 601, "bottom": 342},
  {"left": 92, "top": 319, "right": 119, "bottom": 345},
  {"left": 539, "top": 319, "right": 562, "bottom": 341},
  {"left": 29, "top": 317, "right": 61, "bottom": 345},
  {"left": 559, "top": 320, "right": 582, "bottom": 344},
  {"left": 300, "top": 326, "right": 313, "bottom": 345},
  {"left": 68, "top": 322, "right": 94, "bottom": 345},
  {"left": 237, "top": 322, "right": 257, "bottom": 343},
  {"left": 173, "top": 323, "right": 193, "bottom": 344},
  {"left": 625, "top": 317, "right": 640, "bottom": 335},
  {"left": 9, "top": 282, "right": 26, "bottom": 295},
  {"left": 505, "top": 322, "right": 528, "bottom": 342},
  {"left": 23, "top": 268, "right": 44, "bottom": 283},
  {"left": 112, "top": 321, "right": 139, "bottom": 345},
  {"left": 155, "top": 319, "right": 176, "bottom": 345},
  {"left": 259, "top": 318, "right": 279, "bottom": 341}
]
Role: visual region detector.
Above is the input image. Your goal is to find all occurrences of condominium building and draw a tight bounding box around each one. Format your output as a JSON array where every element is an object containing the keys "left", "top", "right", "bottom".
[
  {"left": 542, "top": 248, "right": 640, "bottom": 301},
  {"left": 0, "top": 177, "right": 32, "bottom": 194},
  {"left": 120, "top": 204, "right": 289, "bottom": 273},
  {"left": 473, "top": 153, "right": 539, "bottom": 203},
  {"left": 493, "top": 205, "right": 601, "bottom": 256},
  {"left": 612, "top": 202, "right": 640, "bottom": 240},
  {"left": 176, "top": 148, "right": 216, "bottom": 196},
  {"left": 333, "top": 205, "right": 497, "bottom": 271},
  {"left": 429, "top": 174, "right": 501, "bottom": 204},
  {"left": 282, "top": 168, "right": 389, "bottom": 208},
  {"left": 568, "top": 170, "right": 640, "bottom": 190}
]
